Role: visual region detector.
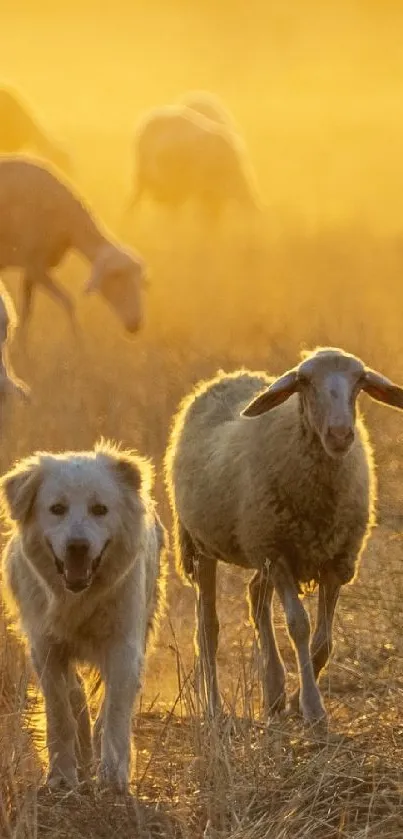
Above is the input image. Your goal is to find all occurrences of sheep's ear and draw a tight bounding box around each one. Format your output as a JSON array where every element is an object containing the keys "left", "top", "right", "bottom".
[
  {"left": 362, "top": 368, "right": 403, "bottom": 410},
  {"left": 0, "top": 457, "right": 42, "bottom": 521},
  {"left": 241, "top": 370, "right": 299, "bottom": 417}
]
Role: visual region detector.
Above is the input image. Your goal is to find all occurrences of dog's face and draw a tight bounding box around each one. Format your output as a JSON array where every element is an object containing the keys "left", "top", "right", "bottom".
[
  {"left": 37, "top": 460, "right": 127, "bottom": 592},
  {"left": 1, "top": 444, "right": 150, "bottom": 595}
]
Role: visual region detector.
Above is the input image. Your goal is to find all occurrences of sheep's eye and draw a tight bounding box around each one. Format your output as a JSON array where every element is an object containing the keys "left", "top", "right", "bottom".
[
  {"left": 90, "top": 503, "right": 108, "bottom": 517},
  {"left": 49, "top": 503, "right": 67, "bottom": 516}
]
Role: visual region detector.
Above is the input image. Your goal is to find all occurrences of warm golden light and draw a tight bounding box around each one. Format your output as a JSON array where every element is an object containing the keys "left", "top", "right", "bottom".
[{"left": 1, "top": 3, "right": 403, "bottom": 836}]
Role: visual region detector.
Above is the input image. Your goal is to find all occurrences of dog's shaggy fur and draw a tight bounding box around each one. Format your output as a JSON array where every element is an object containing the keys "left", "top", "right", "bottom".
[{"left": 0, "top": 440, "right": 167, "bottom": 792}]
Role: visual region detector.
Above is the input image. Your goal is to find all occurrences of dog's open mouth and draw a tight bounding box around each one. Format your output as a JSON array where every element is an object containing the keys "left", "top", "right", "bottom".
[
  {"left": 51, "top": 542, "right": 110, "bottom": 594},
  {"left": 64, "top": 570, "right": 92, "bottom": 593}
]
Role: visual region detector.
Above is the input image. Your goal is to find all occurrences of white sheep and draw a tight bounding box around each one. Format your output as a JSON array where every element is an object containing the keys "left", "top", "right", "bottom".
[
  {"left": 0, "top": 157, "right": 146, "bottom": 338},
  {"left": 127, "top": 104, "right": 261, "bottom": 222},
  {"left": 165, "top": 347, "right": 403, "bottom": 724}
]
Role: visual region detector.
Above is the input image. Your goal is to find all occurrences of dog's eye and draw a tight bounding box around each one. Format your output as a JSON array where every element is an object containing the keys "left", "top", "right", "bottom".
[
  {"left": 90, "top": 503, "right": 108, "bottom": 517},
  {"left": 49, "top": 503, "right": 67, "bottom": 516}
]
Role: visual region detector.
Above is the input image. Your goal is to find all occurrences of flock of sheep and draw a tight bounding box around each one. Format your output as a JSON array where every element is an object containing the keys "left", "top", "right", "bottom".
[
  {"left": 0, "top": 86, "right": 261, "bottom": 345},
  {"left": 1, "top": 85, "right": 403, "bottom": 795}
]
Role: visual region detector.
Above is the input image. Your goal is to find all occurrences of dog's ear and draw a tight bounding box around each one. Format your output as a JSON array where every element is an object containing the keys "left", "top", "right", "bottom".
[
  {"left": 0, "top": 456, "right": 42, "bottom": 522},
  {"left": 114, "top": 453, "right": 156, "bottom": 497},
  {"left": 96, "top": 440, "right": 154, "bottom": 495},
  {"left": 113, "top": 455, "right": 143, "bottom": 492}
]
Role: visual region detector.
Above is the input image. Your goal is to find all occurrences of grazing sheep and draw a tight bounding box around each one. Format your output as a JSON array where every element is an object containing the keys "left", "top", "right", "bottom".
[
  {"left": 176, "top": 90, "right": 236, "bottom": 127},
  {"left": 128, "top": 104, "right": 261, "bottom": 222},
  {"left": 0, "top": 440, "right": 168, "bottom": 792},
  {"left": 0, "top": 157, "right": 146, "bottom": 337},
  {"left": 0, "top": 86, "right": 71, "bottom": 173},
  {"left": 165, "top": 347, "right": 403, "bottom": 724},
  {"left": 0, "top": 281, "right": 29, "bottom": 403}
]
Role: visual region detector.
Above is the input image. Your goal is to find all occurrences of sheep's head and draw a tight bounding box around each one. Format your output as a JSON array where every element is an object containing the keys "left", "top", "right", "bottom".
[
  {"left": 85, "top": 244, "right": 146, "bottom": 335},
  {"left": 242, "top": 347, "right": 403, "bottom": 459}
]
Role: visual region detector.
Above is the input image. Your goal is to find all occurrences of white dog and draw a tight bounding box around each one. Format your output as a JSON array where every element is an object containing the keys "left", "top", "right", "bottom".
[{"left": 0, "top": 440, "right": 167, "bottom": 792}]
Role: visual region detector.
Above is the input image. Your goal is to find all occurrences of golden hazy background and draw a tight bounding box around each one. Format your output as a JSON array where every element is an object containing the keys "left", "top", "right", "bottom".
[
  {"left": 5, "top": 0, "right": 403, "bottom": 231},
  {"left": 3, "top": 2, "right": 403, "bottom": 836}
]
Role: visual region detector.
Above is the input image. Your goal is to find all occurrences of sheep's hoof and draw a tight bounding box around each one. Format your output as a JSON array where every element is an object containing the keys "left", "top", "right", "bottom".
[
  {"left": 266, "top": 692, "right": 287, "bottom": 718},
  {"left": 287, "top": 689, "right": 301, "bottom": 716},
  {"left": 288, "top": 689, "right": 327, "bottom": 722},
  {"left": 303, "top": 716, "right": 329, "bottom": 745},
  {"left": 301, "top": 701, "right": 328, "bottom": 739},
  {"left": 97, "top": 763, "right": 129, "bottom": 795},
  {"left": 46, "top": 768, "right": 79, "bottom": 791}
]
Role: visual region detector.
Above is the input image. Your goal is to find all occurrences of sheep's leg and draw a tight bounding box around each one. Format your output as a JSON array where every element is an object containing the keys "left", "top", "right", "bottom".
[
  {"left": 289, "top": 570, "right": 340, "bottom": 712},
  {"left": 36, "top": 272, "right": 77, "bottom": 332},
  {"left": 19, "top": 269, "right": 77, "bottom": 337},
  {"left": 311, "top": 571, "right": 340, "bottom": 677},
  {"left": 93, "top": 700, "right": 104, "bottom": 762},
  {"left": 19, "top": 274, "right": 35, "bottom": 341},
  {"left": 272, "top": 559, "right": 326, "bottom": 723},
  {"left": 248, "top": 568, "right": 286, "bottom": 716},
  {"left": 194, "top": 558, "right": 222, "bottom": 718}
]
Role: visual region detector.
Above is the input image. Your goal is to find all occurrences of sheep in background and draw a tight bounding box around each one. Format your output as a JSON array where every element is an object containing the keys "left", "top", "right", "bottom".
[
  {"left": 165, "top": 347, "right": 403, "bottom": 724},
  {"left": 176, "top": 90, "right": 236, "bottom": 128},
  {"left": 127, "top": 104, "right": 261, "bottom": 223},
  {"left": 0, "top": 86, "right": 71, "bottom": 174},
  {"left": 0, "top": 157, "right": 146, "bottom": 339}
]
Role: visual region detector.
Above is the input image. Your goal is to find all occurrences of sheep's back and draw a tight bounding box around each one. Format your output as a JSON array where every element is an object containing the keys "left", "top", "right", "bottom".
[
  {"left": 166, "top": 370, "right": 274, "bottom": 565},
  {"left": 0, "top": 158, "right": 92, "bottom": 267}
]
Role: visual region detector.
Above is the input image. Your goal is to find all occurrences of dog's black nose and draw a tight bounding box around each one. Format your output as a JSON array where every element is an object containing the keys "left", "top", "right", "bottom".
[{"left": 66, "top": 538, "right": 90, "bottom": 558}]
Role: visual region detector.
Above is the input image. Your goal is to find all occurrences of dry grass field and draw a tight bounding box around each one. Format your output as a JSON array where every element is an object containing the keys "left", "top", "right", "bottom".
[{"left": 2, "top": 2, "right": 403, "bottom": 837}]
